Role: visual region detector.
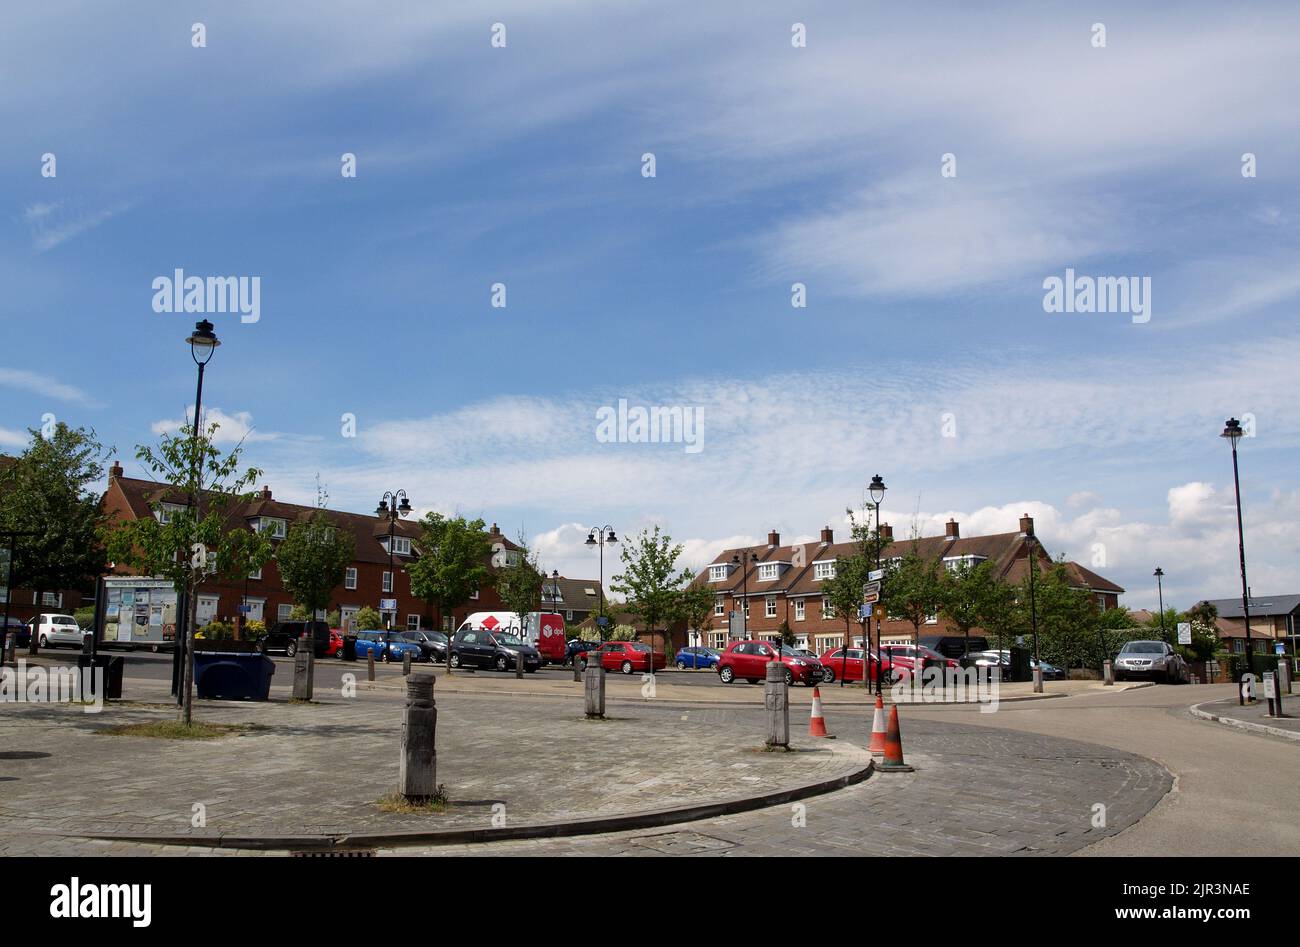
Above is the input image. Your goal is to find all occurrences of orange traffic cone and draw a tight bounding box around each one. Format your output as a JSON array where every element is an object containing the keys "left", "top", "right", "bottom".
[
  {"left": 868, "top": 694, "right": 887, "bottom": 756},
  {"left": 877, "top": 704, "right": 914, "bottom": 773},
  {"left": 809, "top": 686, "right": 833, "bottom": 738}
]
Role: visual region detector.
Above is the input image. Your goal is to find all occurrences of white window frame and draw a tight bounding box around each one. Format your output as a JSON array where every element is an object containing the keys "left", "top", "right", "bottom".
[
  {"left": 708, "top": 564, "right": 730, "bottom": 582},
  {"left": 277, "top": 603, "right": 293, "bottom": 622},
  {"left": 822, "top": 595, "right": 834, "bottom": 619},
  {"left": 757, "top": 562, "right": 780, "bottom": 581},
  {"left": 813, "top": 560, "right": 836, "bottom": 581},
  {"left": 765, "top": 595, "right": 777, "bottom": 618},
  {"left": 382, "top": 571, "right": 392, "bottom": 593},
  {"left": 388, "top": 536, "right": 412, "bottom": 556},
  {"left": 258, "top": 517, "right": 287, "bottom": 539},
  {"left": 41, "top": 591, "right": 63, "bottom": 607},
  {"left": 794, "top": 599, "right": 806, "bottom": 621},
  {"left": 406, "top": 614, "right": 421, "bottom": 631},
  {"left": 345, "top": 567, "right": 357, "bottom": 590},
  {"left": 714, "top": 597, "right": 725, "bottom": 616},
  {"left": 158, "top": 502, "right": 187, "bottom": 524},
  {"left": 249, "top": 566, "right": 262, "bottom": 581}
]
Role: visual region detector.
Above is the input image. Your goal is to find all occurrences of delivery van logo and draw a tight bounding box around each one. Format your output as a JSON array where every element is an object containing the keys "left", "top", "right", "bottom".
[{"left": 482, "top": 615, "right": 500, "bottom": 631}]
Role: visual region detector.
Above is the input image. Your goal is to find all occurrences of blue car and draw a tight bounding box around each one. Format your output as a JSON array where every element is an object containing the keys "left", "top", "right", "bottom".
[
  {"left": 674, "top": 646, "right": 720, "bottom": 670},
  {"left": 355, "top": 630, "right": 423, "bottom": 663}
]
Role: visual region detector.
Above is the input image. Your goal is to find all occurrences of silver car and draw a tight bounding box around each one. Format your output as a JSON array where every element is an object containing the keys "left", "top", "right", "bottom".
[
  {"left": 30, "top": 613, "right": 87, "bottom": 649},
  {"left": 1114, "top": 640, "right": 1189, "bottom": 684}
]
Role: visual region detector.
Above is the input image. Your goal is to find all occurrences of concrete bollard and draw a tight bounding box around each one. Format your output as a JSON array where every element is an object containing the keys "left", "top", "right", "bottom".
[
  {"left": 367, "top": 649, "right": 376, "bottom": 683},
  {"left": 402, "top": 651, "right": 412, "bottom": 676},
  {"left": 516, "top": 649, "right": 524, "bottom": 680},
  {"left": 572, "top": 655, "right": 582, "bottom": 683},
  {"left": 1278, "top": 661, "right": 1293, "bottom": 696},
  {"left": 584, "top": 658, "right": 606, "bottom": 718},
  {"left": 765, "top": 660, "right": 789, "bottom": 748},
  {"left": 1032, "top": 665, "right": 1043, "bottom": 694},
  {"left": 400, "top": 673, "right": 438, "bottom": 801},
  {"left": 1103, "top": 660, "right": 1114, "bottom": 686},
  {"left": 292, "top": 637, "right": 314, "bottom": 701}
]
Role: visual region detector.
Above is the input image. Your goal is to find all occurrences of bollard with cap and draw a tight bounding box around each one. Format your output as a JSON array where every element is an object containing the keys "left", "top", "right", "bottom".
[
  {"left": 584, "top": 656, "right": 606, "bottom": 718},
  {"left": 292, "top": 632, "right": 314, "bottom": 701},
  {"left": 1103, "top": 660, "right": 1114, "bottom": 686},
  {"left": 402, "top": 651, "right": 412, "bottom": 676},
  {"left": 400, "top": 673, "right": 438, "bottom": 802},
  {"left": 765, "top": 660, "right": 789, "bottom": 748},
  {"left": 367, "top": 649, "right": 376, "bottom": 683}
]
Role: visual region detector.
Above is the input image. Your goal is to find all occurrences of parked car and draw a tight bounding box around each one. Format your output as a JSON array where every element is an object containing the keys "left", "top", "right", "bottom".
[
  {"left": 970, "top": 650, "right": 1067, "bottom": 681},
  {"left": 879, "top": 644, "right": 959, "bottom": 680},
  {"left": 351, "top": 630, "right": 422, "bottom": 663},
  {"left": 919, "top": 635, "right": 990, "bottom": 659},
  {"left": 353, "top": 630, "right": 388, "bottom": 661},
  {"left": 1114, "top": 640, "right": 1189, "bottom": 684},
  {"left": 3, "top": 615, "right": 31, "bottom": 648},
  {"left": 29, "top": 613, "right": 86, "bottom": 649},
  {"left": 817, "top": 647, "right": 892, "bottom": 684},
  {"left": 325, "top": 628, "right": 344, "bottom": 658},
  {"left": 1035, "top": 659, "right": 1067, "bottom": 681},
  {"left": 450, "top": 629, "right": 542, "bottom": 672},
  {"left": 453, "top": 611, "right": 567, "bottom": 665},
  {"left": 577, "top": 640, "right": 666, "bottom": 674},
  {"left": 260, "top": 620, "right": 331, "bottom": 658},
  {"left": 674, "top": 646, "right": 720, "bottom": 669},
  {"left": 401, "top": 629, "right": 448, "bottom": 663},
  {"left": 564, "top": 638, "right": 603, "bottom": 667},
  {"left": 716, "top": 641, "right": 823, "bottom": 686}
]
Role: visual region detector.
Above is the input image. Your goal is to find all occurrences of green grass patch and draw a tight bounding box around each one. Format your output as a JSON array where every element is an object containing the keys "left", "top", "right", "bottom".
[
  {"left": 376, "top": 787, "right": 449, "bottom": 814},
  {"left": 95, "top": 721, "right": 254, "bottom": 740}
]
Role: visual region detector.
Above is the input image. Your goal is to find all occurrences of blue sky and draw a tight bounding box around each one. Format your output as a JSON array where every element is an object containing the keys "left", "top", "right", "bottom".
[{"left": 3, "top": 1, "right": 1298, "bottom": 609}]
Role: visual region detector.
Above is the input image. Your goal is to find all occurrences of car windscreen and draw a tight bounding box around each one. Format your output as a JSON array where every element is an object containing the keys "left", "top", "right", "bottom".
[
  {"left": 1121, "top": 642, "right": 1164, "bottom": 654},
  {"left": 52, "top": 616, "right": 78, "bottom": 625},
  {"left": 494, "top": 634, "right": 523, "bottom": 647},
  {"left": 629, "top": 643, "right": 650, "bottom": 652}
]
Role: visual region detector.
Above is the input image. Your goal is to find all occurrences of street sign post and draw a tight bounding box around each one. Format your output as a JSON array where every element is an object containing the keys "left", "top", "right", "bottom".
[
  {"left": 862, "top": 580, "right": 881, "bottom": 606},
  {"left": 868, "top": 569, "right": 884, "bottom": 582},
  {"left": 380, "top": 598, "right": 397, "bottom": 611}
]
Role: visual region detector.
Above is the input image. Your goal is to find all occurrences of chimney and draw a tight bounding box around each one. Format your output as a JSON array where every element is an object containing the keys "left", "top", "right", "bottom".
[
  {"left": 109, "top": 461, "right": 123, "bottom": 481},
  {"left": 945, "top": 518, "right": 959, "bottom": 540},
  {"left": 820, "top": 526, "right": 833, "bottom": 544},
  {"left": 879, "top": 523, "right": 894, "bottom": 543},
  {"left": 1019, "top": 513, "right": 1034, "bottom": 536},
  {"left": 261, "top": 486, "right": 272, "bottom": 501},
  {"left": 767, "top": 529, "right": 780, "bottom": 547},
  {"left": 490, "top": 522, "right": 500, "bottom": 536}
]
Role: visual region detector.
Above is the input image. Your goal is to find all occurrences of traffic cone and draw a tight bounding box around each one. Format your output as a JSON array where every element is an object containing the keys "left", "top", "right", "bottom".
[
  {"left": 868, "top": 694, "right": 887, "bottom": 756},
  {"left": 878, "top": 704, "right": 914, "bottom": 772},
  {"left": 809, "top": 686, "right": 833, "bottom": 738}
]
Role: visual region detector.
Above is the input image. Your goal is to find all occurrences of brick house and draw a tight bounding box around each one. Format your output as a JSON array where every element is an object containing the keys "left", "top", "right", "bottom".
[
  {"left": 1198, "top": 593, "right": 1299, "bottom": 668},
  {"left": 0, "top": 454, "right": 91, "bottom": 624},
  {"left": 686, "top": 514, "right": 1125, "bottom": 653},
  {"left": 101, "top": 463, "right": 530, "bottom": 633},
  {"left": 540, "top": 575, "right": 609, "bottom": 625}
]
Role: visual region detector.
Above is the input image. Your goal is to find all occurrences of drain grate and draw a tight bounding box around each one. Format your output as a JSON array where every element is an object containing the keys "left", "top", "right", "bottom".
[
  {"left": 629, "top": 831, "right": 738, "bottom": 855},
  {"left": 291, "top": 849, "right": 376, "bottom": 857}
]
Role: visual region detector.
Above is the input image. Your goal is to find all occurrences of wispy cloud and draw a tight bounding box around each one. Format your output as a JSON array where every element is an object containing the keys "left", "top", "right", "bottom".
[
  {"left": 151, "top": 407, "right": 286, "bottom": 446},
  {"left": 0, "top": 367, "right": 99, "bottom": 406},
  {"left": 22, "top": 200, "right": 127, "bottom": 252}
]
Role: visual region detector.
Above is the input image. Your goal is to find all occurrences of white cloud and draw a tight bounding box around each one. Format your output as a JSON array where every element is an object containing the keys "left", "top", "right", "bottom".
[
  {"left": 0, "top": 367, "right": 98, "bottom": 406},
  {"left": 151, "top": 407, "right": 281, "bottom": 446},
  {"left": 0, "top": 427, "right": 29, "bottom": 449},
  {"left": 22, "top": 201, "right": 127, "bottom": 252}
]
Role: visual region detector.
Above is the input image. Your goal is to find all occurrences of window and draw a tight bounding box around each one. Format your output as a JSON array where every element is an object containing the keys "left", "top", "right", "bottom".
[
  {"left": 345, "top": 567, "right": 357, "bottom": 590},
  {"left": 565, "top": 610, "right": 573, "bottom": 621},
  {"left": 925, "top": 610, "right": 939, "bottom": 624},
  {"left": 714, "top": 597, "right": 725, "bottom": 616},
  {"left": 765, "top": 595, "right": 777, "bottom": 618},
  {"left": 758, "top": 563, "right": 780, "bottom": 581},
  {"left": 277, "top": 604, "right": 293, "bottom": 622},
  {"left": 814, "top": 561, "right": 836, "bottom": 580},
  {"left": 158, "top": 502, "right": 187, "bottom": 524},
  {"left": 795, "top": 599, "right": 806, "bottom": 621},
  {"left": 388, "top": 537, "right": 411, "bottom": 556},
  {"left": 708, "top": 564, "right": 730, "bottom": 581},
  {"left": 734, "top": 596, "right": 745, "bottom": 614},
  {"left": 382, "top": 572, "right": 392, "bottom": 593},
  {"left": 259, "top": 518, "right": 287, "bottom": 539},
  {"left": 249, "top": 567, "right": 262, "bottom": 580},
  {"left": 407, "top": 615, "right": 421, "bottom": 631},
  {"left": 943, "top": 554, "right": 987, "bottom": 573},
  {"left": 822, "top": 595, "right": 834, "bottom": 619},
  {"left": 1095, "top": 595, "right": 1107, "bottom": 611},
  {"left": 470, "top": 589, "right": 479, "bottom": 600},
  {"left": 41, "top": 591, "right": 63, "bottom": 607}
]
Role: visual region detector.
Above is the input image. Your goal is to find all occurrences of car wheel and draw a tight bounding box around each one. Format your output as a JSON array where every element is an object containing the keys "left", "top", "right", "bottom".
[
  {"left": 676, "top": 660, "right": 688, "bottom": 670},
  {"left": 784, "top": 669, "right": 794, "bottom": 686},
  {"left": 39, "top": 634, "right": 48, "bottom": 648},
  {"left": 450, "top": 653, "right": 462, "bottom": 668},
  {"left": 821, "top": 667, "right": 836, "bottom": 684},
  {"left": 495, "top": 655, "right": 508, "bottom": 672},
  {"left": 621, "top": 660, "right": 634, "bottom": 674},
  {"left": 285, "top": 640, "right": 297, "bottom": 657},
  {"left": 718, "top": 666, "right": 735, "bottom": 684}
]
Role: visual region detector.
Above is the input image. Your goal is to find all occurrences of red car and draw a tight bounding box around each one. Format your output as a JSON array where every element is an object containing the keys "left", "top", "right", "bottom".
[
  {"left": 716, "top": 641, "right": 823, "bottom": 687},
  {"left": 577, "top": 640, "right": 666, "bottom": 674},
  {"left": 326, "top": 628, "right": 344, "bottom": 658},
  {"left": 879, "top": 644, "right": 959, "bottom": 678},
  {"left": 817, "top": 648, "right": 893, "bottom": 684}
]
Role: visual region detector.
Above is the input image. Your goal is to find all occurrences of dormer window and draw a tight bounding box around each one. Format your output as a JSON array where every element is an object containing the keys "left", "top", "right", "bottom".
[
  {"left": 708, "top": 564, "right": 731, "bottom": 582},
  {"left": 943, "top": 554, "right": 987, "bottom": 573},
  {"left": 384, "top": 536, "right": 412, "bottom": 556},
  {"left": 757, "top": 562, "right": 781, "bottom": 581},
  {"left": 813, "top": 560, "right": 836, "bottom": 581},
  {"left": 157, "top": 502, "right": 187, "bottom": 524},
  {"left": 256, "top": 517, "right": 287, "bottom": 539}
]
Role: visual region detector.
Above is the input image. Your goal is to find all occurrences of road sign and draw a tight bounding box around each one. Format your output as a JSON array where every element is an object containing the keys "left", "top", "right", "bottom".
[
  {"left": 728, "top": 610, "right": 745, "bottom": 639},
  {"left": 868, "top": 569, "right": 884, "bottom": 582},
  {"left": 1177, "top": 621, "right": 1192, "bottom": 645},
  {"left": 596, "top": 615, "right": 609, "bottom": 627},
  {"left": 862, "top": 580, "right": 881, "bottom": 605},
  {"left": 380, "top": 598, "right": 397, "bottom": 611},
  {"left": 858, "top": 604, "right": 873, "bottom": 620},
  {"left": 1277, "top": 643, "right": 1286, "bottom": 656},
  {"left": 237, "top": 604, "right": 251, "bottom": 615}
]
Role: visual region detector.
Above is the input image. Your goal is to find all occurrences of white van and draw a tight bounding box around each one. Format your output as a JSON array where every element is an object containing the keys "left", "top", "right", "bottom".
[{"left": 454, "top": 611, "right": 566, "bottom": 664}]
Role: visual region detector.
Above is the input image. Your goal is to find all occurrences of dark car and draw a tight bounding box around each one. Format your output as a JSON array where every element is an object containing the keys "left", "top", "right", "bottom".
[
  {"left": 2, "top": 616, "right": 30, "bottom": 649},
  {"left": 920, "top": 635, "right": 990, "bottom": 659},
  {"left": 401, "top": 630, "right": 448, "bottom": 662},
  {"left": 451, "top": 629, "right": 542, "bottom": 672},
  {"left": 260, "top": 620, "right": 331, "bottom": 658},
  {"left": 564, "top": 638, "right": 603, "bottom": 667}
]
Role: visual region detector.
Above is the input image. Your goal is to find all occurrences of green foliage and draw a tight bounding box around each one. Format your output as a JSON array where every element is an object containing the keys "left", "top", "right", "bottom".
[
  {"left": 74, "top": 606, "right": 96, "bottom": 628},
  {"left": 496, "top": 539, "right": 544, "bottom": 630},
  {"left": 276, "top": 511, "right": 355, "bottom": 619},
  {"left": 405, "top": 514, "right": 494, "bottom": 629},
  {"left": 198, "top": 620, "right": 234, "bottom": 640},
  {"left": 1025, "top": 559, "right": 1103, "bottom": 670},
  {"left": 823, "top": 555, "right": 870, "bottom": 636},
  {"left": 882, "top": 541, "right": 943, "bottom": 637},
  {"left": 610, "top": 526, "right": 693, "bottom": 653},
  {"left": 0, "top": 424, "right": 111, "bottom": 613},
  {"left": 938, "top": 559, "right": 1003, "bottom": 638},
  {"left": 354, "top": 606, "right": 382, "bottom": 631},
  {"left": 289, "top": 604, "right": 312, "bottom": 622},
  {"left": 244, "top": 619, "right": 267, "bottom": 640},
  {"left": 326, "top": 609, "right": 340, "bottom": 627},
  {"left": 677, "top": 581, "right": 717, "bottom": 644},
  {"left": 776, "top": 619, "right": 795, "bottom": 645}
]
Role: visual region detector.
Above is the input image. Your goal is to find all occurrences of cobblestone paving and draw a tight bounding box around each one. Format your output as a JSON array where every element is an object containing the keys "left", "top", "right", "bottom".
[{"left": 0, "top": 680, "right": 862, "bottom": 850}]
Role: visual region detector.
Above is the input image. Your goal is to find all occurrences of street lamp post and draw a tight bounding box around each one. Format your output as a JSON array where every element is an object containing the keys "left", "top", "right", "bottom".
[
  {"left": 1025, "top": 531, "right": 1041, "bottom": 692},
  {"left": 585, "top": 525, "right": 617, "bottom": 638},
  {"left": 376, "top": 490, "right": 412, "bottom": 634},
  {"left": 173, "top": 320, "right": 220, "bottom": 704},
  {"left": 731, "top": 550, "right": 758, "bottom": 641},
  {"left": 869, "top": 474, "right": 887, "bottom": 696},
  {"left": 1221, "top": 418, "right": 1254, "bottom": 679},
  {"left": 549, "top": 569, "right": 561, "bottom": 617},
  {"left": 1154, "top": 568, "right": 1166, "bottom": 642}
]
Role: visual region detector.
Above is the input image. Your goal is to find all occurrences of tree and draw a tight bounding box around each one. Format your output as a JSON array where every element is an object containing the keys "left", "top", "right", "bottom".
[
  {"left": 105, "top": 422, "right": 273, "bottom": 725},
  {"left": 275, "top": 511, "right": 355, "bottom": 628},
  {"left": 1028, "top": 559, "right": 1101, "bottom": 671},
  {"left": 405, "top": 513, "right": 494, "bottom": 670},
  {"left": 883, "top": 541, "right": 943, "bottom": 646},
  {"left": 0, "top": 424, "right": 111, "bottom": 655},
  {"left": 496, "top": 540, "right": 544, "bottom": 644},
  {"left": 823, "top": 556, "right": 870, "bottom": 654},
  {"left": 676, "top": 580, "right": 717, "bottom": 651},
  {"left": 938, "top": 559, "right": 1004, "bottom": 656},
  {"left": 610, "top": 526, "right": 693, "bottom": 660},
  {"left": 354, "top": 606, "right": 382, "bottom": 631}
]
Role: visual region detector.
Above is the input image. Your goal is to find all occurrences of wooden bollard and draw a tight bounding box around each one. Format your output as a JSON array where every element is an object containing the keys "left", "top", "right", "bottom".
[
  {"left": 402, "top": 651, "right": 412, "bottom": 676},
  {"left": 572, "top": 655, "right": 582, "bottom": 683},
  {"left": 1103, "top": 660, "right": 1114, "bottom": 686},
  {"left": 764, "top": 660, "right": 789, "bottom": 748},
  {"left": 400, "top": 673, "right": 437, "bottom": 801},
  {"left": 516, "top": 648, "right": 524, "bottom": 679},
  {"left": 584, "top": 658, "right": 606, "bottom": 718},
  {"left": 292, "top": 636, "right": 314, "bottom": 701},
  {"left": 367, "top": 649, "right": 376, "bottom": 682}
]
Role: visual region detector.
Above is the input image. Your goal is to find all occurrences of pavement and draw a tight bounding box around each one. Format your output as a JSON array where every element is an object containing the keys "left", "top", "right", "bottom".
[{"left": 1189, "top": 694, "right": 1300, "bottom": 741}]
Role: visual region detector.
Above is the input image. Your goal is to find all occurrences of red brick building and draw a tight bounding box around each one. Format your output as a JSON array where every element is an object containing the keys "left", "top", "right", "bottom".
[
  {"left": 687, "top": 514, "right": 1125, "bottom": 652},
  {"left": 102, "top": 463, "right": 529, "bottom": 633}
]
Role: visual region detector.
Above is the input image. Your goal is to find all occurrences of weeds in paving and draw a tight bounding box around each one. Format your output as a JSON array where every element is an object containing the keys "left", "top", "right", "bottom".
[
  {"left": 95, "top": 721, "right": 255, "bottom": 740},
  {"left": 376, "top": 786, "right": 450, "bottom": 814}
]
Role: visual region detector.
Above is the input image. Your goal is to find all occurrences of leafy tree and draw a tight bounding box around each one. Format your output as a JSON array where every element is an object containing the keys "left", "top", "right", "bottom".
[
  {"left": 496, "top": 540, "right": 544, "bottom": 642},
  {"left": 276, "top": 511, "right": 355, "bottom": 628},
  {"left": 1027, "top": 559, "right": 1101, "bottom": 670},
  {"left": 1177, "top": 601, "right": 1220, "bottom": 661},
  {"left": 882, "top": 541, "right": 943, "bottom": 646},
  {"left": 105, "top": 422, "right": 274, "bottom": 725},
  {"left": 354, "top": 606, "right": 382, "bottom": 631},
  {"left": 823, "top": 556, "right": 870, "bottom": 653},
  {"left": 677, "top": 580, "right": 717, "bottom": 650},
  {"left": 0, "top": 424, "right": 111, "bottom": 655},
  {"left": 978, "top": 578, "right": 1025, "bottom": 655},
  {"left": 938, "top": 559, "right": 1004, "bottom": 655},
  {"left": 610, "top": 526, "right": 693, "bottom": 660},
  {"left": 405, "top": 513, "right": 494, "bottom": 669}
]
